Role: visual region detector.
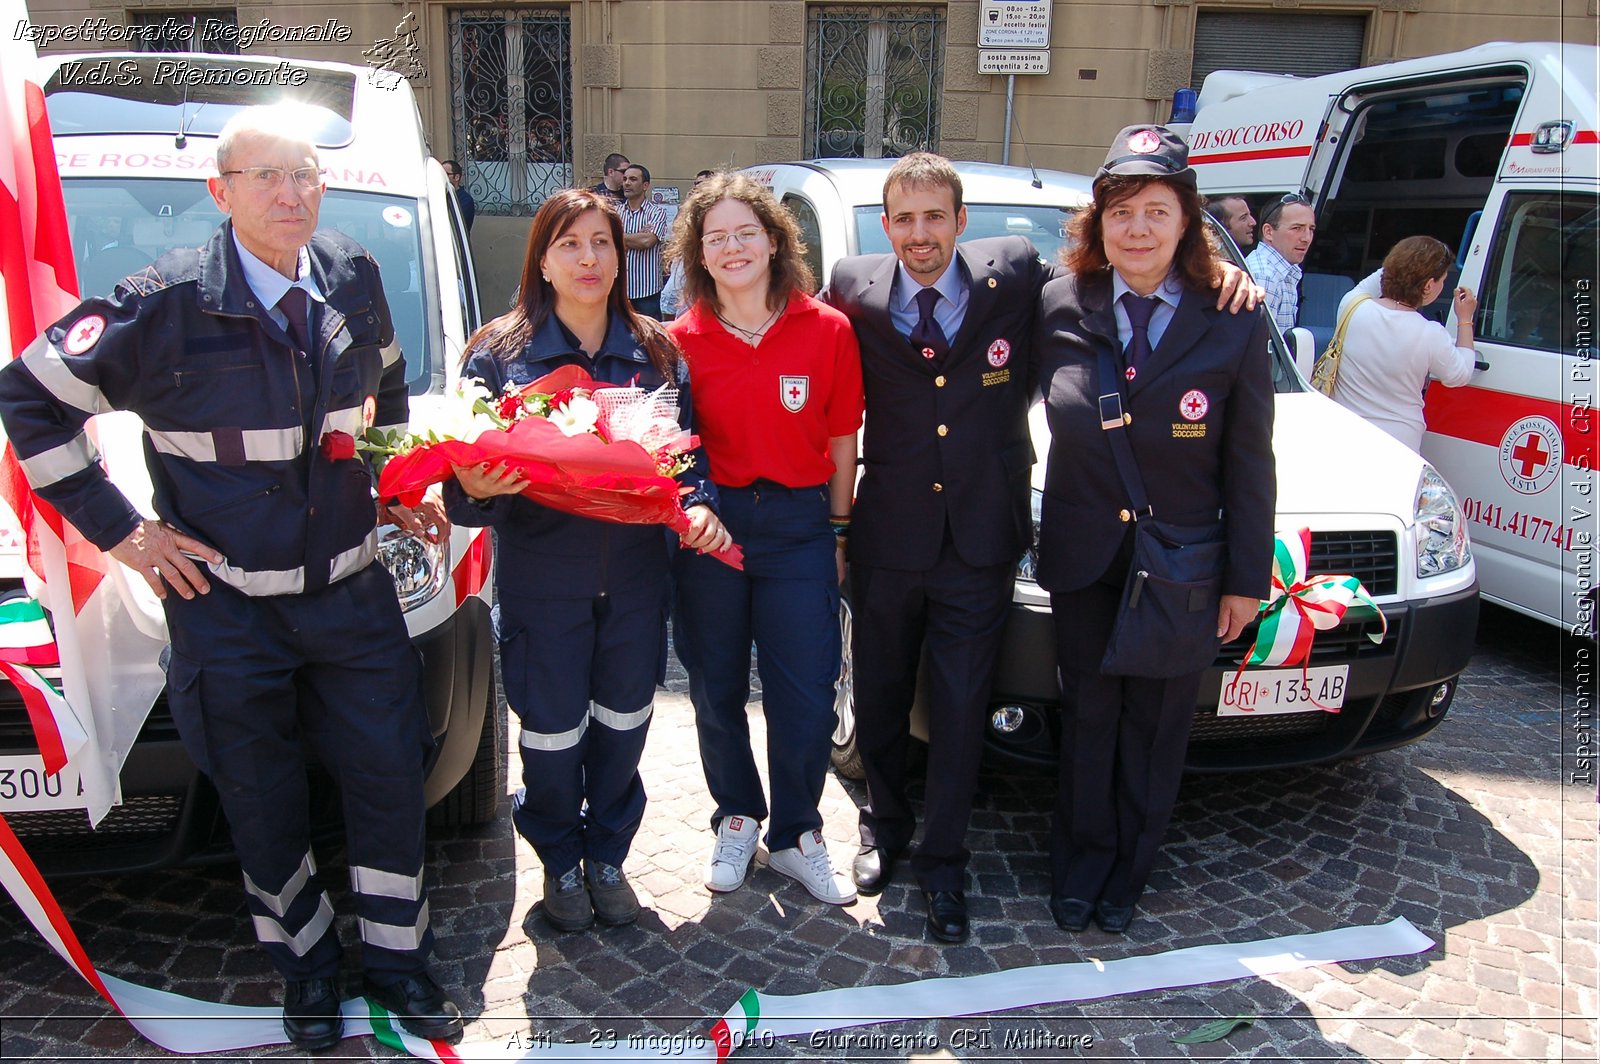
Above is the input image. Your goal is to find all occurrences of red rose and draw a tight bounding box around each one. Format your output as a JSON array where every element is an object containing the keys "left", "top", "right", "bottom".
[
  {"left": 495, "top": 392, "right": 524, "bottom": 421},
  {"left": 320, "top": 430, "right": 357, "bottom": 461}
]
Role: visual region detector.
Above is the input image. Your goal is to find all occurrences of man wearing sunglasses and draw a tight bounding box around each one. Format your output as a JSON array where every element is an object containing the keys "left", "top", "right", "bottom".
[
  {"left": 0, "top": 105, "right": 462, "bottom": 1051},
  {"left": 589, "top": 152, "right": 630, "bottom": 204},
  {"left": 1245, "top": 193, "right": 1317, "bottom": 331}
]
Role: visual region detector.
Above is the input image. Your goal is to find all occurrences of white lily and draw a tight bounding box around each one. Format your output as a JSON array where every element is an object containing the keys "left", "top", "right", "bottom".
[{"left": 551, "top": 395, "right": 601, "bottom": 437}]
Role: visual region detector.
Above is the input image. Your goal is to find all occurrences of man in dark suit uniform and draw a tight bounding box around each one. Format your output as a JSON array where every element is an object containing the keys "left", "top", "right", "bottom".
[{"left": 822, "top": 153, "right": 1048, "bottom": 943}]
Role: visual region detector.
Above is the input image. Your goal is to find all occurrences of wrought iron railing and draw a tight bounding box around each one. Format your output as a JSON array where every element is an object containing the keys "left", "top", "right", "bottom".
[{"left": 806, "top": 5, "right": 944, "bottom": 159}]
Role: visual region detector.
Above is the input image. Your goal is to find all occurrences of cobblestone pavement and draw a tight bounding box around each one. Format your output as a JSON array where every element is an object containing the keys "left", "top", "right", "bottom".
[{"left": 1, "top": 603, "right": 1595, "bottom": 1062}]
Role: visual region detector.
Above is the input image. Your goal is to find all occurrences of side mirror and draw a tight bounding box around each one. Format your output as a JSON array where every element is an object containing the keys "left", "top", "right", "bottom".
[{"left": 1287, "top": 326, "right": 1317, "bottom": 380}]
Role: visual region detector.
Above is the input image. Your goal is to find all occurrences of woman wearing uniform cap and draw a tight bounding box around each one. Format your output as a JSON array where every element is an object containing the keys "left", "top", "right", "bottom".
[
  {"left": 1034, "top": 125, "right": 1277, "bottom": 934},
  {"left": 444, "top": 187, "right": 729, "bottom": 934},
  {"left": 665, "top": 172, "right": 865, "bottom": 906}
]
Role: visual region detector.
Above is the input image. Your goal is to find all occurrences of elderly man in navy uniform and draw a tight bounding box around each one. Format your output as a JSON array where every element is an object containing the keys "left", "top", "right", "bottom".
[
  {"left": 823, "top": 152, "right": 1260, "bottom": 944},
  {"left": 0, "top": 105, "right": 462, "bottom": 1050}
]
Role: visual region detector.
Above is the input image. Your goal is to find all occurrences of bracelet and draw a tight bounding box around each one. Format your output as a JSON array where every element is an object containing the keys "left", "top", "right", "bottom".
[{"left": 830, "top": 516, "right": 851, "bottom": 537}]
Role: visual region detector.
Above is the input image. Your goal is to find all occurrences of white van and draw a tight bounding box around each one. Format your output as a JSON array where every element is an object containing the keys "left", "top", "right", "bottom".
[
  {"left": 2, "top": 53, "right": 499, "bottom": 873},
  {"left": 1185, "top": 42, "right": 1598, "bottom": 635},
  {"left": 751, "top": 159, "right": 1480, "bottom": 774}
]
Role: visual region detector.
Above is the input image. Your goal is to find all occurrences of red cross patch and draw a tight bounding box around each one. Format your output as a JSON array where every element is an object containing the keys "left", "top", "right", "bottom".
[
  {"left": 987, "top": 338, "right": 1011, "bottom": 367},
  {"left": 1125, "top": 366, "right": 1136, "bottom": 381},
  {"left": 1179, "top": 389, "right": 1209, "bottom": 421},
  {"left": 1128, "top": 129, "right": 1163, "bottom": 154},
  {"left": 921, "top": 347, "right": 937, "bottom": 360},
  {"left": 780, "top": 375, "right": 810, "bottom": 413},
  {"left": 62, "top": 314, "right": 106, "bottom": 355}
]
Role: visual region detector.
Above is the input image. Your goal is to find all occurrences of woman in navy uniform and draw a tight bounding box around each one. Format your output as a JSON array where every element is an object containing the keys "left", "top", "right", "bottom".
[
  {"left": 1035, "top": 126, "right": 1276, "bottom": 934},
  {"left": 446, "top": 188, "right": 728, "bottom": 932}
]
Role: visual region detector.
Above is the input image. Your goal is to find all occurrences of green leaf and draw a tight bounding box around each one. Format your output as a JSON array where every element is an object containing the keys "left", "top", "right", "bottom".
[{"left": 1172, "top": 1016, "right": 1256, "bottom": 1045}]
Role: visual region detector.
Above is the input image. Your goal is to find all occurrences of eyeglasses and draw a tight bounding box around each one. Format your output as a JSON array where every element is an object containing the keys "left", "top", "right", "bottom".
[
  {"left": 443, "top": 168, "right": 460, "bottom": 178},
  {"left": 701, "top": 225, "right": 768, "bottom": 250},
  {"left": 1261, "top": 191, "right": 1311, "bottom": 229},
  {"left": 222, "top": 166, "right": 325, "bottom": 192}
]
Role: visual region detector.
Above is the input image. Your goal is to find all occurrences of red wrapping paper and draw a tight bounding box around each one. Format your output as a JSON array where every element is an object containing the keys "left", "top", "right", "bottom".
[{"left": 378, "top": 367, "right": 744, "bottom": 569}]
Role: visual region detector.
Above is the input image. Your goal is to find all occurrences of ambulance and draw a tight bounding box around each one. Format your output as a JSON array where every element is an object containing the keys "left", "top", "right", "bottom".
[
  {"left": 1183, "top": 42, "right": 1598, "bottom": 635},
  {"left": 0, "top": 53, "right": 500, "bottom": 873}
]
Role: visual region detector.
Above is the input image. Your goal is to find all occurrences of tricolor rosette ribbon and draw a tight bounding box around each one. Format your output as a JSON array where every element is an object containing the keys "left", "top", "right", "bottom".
[{"left": 1238, "top": 528, "right": 1387, "bottom": 707}]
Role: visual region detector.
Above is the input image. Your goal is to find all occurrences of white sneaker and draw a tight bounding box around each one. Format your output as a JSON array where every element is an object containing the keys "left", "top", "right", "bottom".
[
  {"left": 704, "top": 815, "right": 761, "bottom": 893},
  {"left": 768, "top": 829, "right": 857, "bottom": 905}
]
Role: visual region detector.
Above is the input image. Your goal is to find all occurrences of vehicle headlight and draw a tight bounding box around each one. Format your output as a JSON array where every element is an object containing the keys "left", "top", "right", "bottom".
[
  {"left": 378, "top": 527, "right": 450, "bottom": 611},
  {"left": 1415, "top": 465, "right": 1471, "bottom": 578},
  {"left": 1015, "top": 488, "right": 1044, "bottom": 583}
]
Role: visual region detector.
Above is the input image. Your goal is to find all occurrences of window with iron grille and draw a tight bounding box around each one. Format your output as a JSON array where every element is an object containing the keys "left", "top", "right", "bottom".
[
  {"left": 448, "top": 9, "right": 572, "bottom": 216},
  {"left": 806, "top": 5, "right": 943, "bottom": 159},
  {"left": 127, "top": 9, "right": 239, "bottom": 53}
]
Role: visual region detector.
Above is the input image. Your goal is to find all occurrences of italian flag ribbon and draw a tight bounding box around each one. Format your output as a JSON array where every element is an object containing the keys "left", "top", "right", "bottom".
[
  {"left": 0, "top": 596, "right": 59, "bottom": 665},
  {"left": 0, "top": 658, "right": 84, "bottom": 775},
  {"left": 0, "top": 804, "right": 1435, "bottom": 1064},
  {"left": 1243, "top": 527, "right": 1387, "bottom": 674}
]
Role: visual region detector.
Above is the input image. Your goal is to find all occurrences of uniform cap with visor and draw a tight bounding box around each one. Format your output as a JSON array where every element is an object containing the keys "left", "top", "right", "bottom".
[{"left": 1094, "top": 124, "right": 1197, "bottom": 194}]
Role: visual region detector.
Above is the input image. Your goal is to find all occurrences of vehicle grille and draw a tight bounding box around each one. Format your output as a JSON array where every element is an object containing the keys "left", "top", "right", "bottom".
[
  {"left": 1216, "top": 614, "right": 1391, "bottom": 669},
  {"left": 1309, "top": 529, "right": 1398, "bottom": 596},
  {"left": 1189, "top": 704, "right": 1334, "bottom": 745},
  {"left": 6, "top": 794, "right": 184, "bottom": 848}
]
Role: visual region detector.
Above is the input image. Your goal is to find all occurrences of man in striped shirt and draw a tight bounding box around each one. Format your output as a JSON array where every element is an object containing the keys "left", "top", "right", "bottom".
[{"left": 620, "top": 163, "right": 670, "bottom": 320}]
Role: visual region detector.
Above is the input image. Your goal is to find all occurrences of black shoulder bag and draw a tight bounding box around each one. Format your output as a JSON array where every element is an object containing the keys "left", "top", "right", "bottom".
[{"left": 1095, "top": 345, "right": 1228, "bottom": 678}]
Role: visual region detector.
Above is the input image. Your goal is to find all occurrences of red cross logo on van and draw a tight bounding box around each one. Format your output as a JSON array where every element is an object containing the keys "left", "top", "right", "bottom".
[{"left": 1497, "top": 415, "right": 1561, "bottom": 495}]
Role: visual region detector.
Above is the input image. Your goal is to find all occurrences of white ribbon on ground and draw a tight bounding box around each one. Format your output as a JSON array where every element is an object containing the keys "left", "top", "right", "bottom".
[{"left": 2, "top": 804, "right": 1434, "bottom": 1063}]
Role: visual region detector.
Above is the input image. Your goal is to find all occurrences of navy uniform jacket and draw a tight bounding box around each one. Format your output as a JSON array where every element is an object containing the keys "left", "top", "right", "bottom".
[
  {"left": 443, "top": 313, "right": 714, "bottom": 599},
  {"left": 1035, "top": 271, "right": 1276, "bottom": 600},
  {"left": 823, "top": 236, "right": 1051, "bottom": 571},
  {"left": 0, "top": 222, "right": 405, "bottom": 595}
]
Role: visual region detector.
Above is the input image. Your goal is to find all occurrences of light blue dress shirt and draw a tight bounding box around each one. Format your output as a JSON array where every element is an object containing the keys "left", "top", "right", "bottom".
[
  {"left": 890, "top": 258, "right": 970, "bottom": 345},
  {"left": 1111, "top": 270, "right": 1183, "bottom": 351},
  {"left": 231, "top": 232, "right": 326, "bottom": 334}
]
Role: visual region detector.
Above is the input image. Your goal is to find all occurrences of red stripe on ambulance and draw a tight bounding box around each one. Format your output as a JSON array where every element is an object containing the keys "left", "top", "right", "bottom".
[
  {"left": 1424, "top": 382, "right": 1597, "bottom": 470},
  {"left": 1190, "top": 144, "right": 1314, "bottom": 166}
]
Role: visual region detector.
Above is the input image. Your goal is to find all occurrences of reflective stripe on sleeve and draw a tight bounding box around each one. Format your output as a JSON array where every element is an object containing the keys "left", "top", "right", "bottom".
[
  {"left": 146, "top": 426, "right": 303, "bottom": 464},
  {"left": 379, "top": 340, "right": 402, "bottom": 368},
  {"left": 242, "top": 851, "right": 317, "bottom": 918},
  {"left": 359, "top": 900, "right": 429, "bottom": 952},
  {"left": 251, "top": 894, "right": 334, "bottom": 957},
  {"left": 591, "top": 701, "right": 653, "bottom": 732},
  {"left": 21, "top": 338, "right": 107, "bottom": 415},
  {"left": 350, "top": 864, "right": 424, "bottom": 902},
  {"left": 19, "top": 432, "right": 98, "bottom": 488},
  {"left": 319, "top": 406, "right": 365, "bottom": 439}
]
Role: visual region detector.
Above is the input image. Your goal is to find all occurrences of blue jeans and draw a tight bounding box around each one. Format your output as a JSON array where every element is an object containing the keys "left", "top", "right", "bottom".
[{"left": 673, "top": 482, "right": 840, "bottom": 851}]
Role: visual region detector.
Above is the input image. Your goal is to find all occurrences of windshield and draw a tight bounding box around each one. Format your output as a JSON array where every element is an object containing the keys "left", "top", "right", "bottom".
[
  {"left": 59, "top": 178, "right": 435, "bottom": 393},
  {"left": 852, "top": 201, "right": 1300, "bottom": 392}
]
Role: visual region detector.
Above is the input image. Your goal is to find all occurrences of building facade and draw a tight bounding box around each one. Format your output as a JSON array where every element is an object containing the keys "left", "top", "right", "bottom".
[{"left": 22, "top": 0, "right": 1598, "bottom": 303}]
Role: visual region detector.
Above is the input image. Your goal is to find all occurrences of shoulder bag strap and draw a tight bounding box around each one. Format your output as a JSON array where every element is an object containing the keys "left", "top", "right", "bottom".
[{"left": 1096, "top": 344, "right": 1153, "bottom": 520}]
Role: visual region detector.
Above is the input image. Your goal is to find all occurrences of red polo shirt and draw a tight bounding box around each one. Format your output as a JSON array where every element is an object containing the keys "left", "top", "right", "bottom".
[{"left": 669, "top": 291, "right": 864, "bottom": 488}]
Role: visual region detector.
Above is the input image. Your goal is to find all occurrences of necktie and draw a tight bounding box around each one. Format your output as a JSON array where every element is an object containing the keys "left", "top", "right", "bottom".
[
  {"left": 910, "top": 286, "right": 949, "bottom": 363},
  {"left": 278, "top": 286, "right": 313, "bottom": 357},
  {"left": 1121, "top": 293, "right": 1159, "bottom": 379}
]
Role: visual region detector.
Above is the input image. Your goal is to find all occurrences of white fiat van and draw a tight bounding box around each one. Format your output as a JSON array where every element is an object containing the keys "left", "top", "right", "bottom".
[
  {"left": 1184, "top": 42, "right": 1598, "bottom": 635},
  {"left": 1, "top": 53, "right": 498, "bottom": 873}
]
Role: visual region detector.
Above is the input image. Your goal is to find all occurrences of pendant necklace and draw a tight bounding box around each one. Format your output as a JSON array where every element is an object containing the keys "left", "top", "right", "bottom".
[{"left": 716, "top": 304, "right": 782, "bottom": 346}]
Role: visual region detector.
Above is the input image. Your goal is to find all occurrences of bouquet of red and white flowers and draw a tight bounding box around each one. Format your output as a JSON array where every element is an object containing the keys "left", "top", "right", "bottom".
[{"left": 351, "top": 364, "right": 743, "bottom": 568}]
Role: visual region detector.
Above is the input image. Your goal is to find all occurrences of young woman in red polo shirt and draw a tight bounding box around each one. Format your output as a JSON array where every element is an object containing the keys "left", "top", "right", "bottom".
[{"left": 666, "top": 173, "right": 865, "bottom": 905}]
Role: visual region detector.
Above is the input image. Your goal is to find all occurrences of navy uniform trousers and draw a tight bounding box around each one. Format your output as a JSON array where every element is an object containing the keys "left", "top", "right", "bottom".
[
  {"left": 851, "top": 529, "right": 1013, "bottom": 893},
  {"left": 498, "top": 582, "right": 662, "bottom": 875},
  {"left": 163, "top": 562, "right": 434, "bottom": 983},
  {"left": 673, "top": 482, "right": 840, "bottom": 850},
  {"left": 1049, "top": 568, "right": 1203, "bottom": 908}
]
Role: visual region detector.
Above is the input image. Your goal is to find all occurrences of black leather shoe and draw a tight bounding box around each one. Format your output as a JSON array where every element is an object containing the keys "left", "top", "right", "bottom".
[
  {"left": 1094, "top": 900, "right": 1136, "bottom": 934},
  {"left": 924, "top": 890, "right": 969, "bottom": 943},
  {"left": 363, "top": 971, "right": 465, "bottom": 1044},
  {"left": 852, "top": 846, "right": 899, "bottom": 896},
  {"left": 1049, "top": 895, "right": 1095, "bottom": 933},
  {"left": 282, "top": 977, "right": 342, "bottom": 1052}
]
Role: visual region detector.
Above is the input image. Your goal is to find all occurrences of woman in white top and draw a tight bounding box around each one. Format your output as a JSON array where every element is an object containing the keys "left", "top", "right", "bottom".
[{"left": 1330, "top": 235, "right": 1478, "bottom": 451}]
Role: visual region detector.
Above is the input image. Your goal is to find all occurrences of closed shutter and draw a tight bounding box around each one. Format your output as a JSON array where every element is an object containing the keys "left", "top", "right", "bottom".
[{"left": 1190, "top": 11, "right": 1367, "bottom": 89}]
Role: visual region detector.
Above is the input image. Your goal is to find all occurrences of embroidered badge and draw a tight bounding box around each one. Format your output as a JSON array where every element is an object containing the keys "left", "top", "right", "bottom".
[
  {"left": 1172, "top": 423, "right": 1207, "bottom": 439},
  {"left": 780, "top": 375, "right": 810, "bottom": 413},
  {"left": 62, "top": 314, "right": 106, "bottom": 355},
  {"left": 987, "top": 338, "right": 1011, "bottom": 368},
  {"left": 362, "top": 395, "right": 378, "bottom": 429},
  {"left": 1179, "top": 389, "right": 1209, "bottom": 421},
  {"left": 1129, "top": 129, "right": 1163, "bottom": 154}
]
